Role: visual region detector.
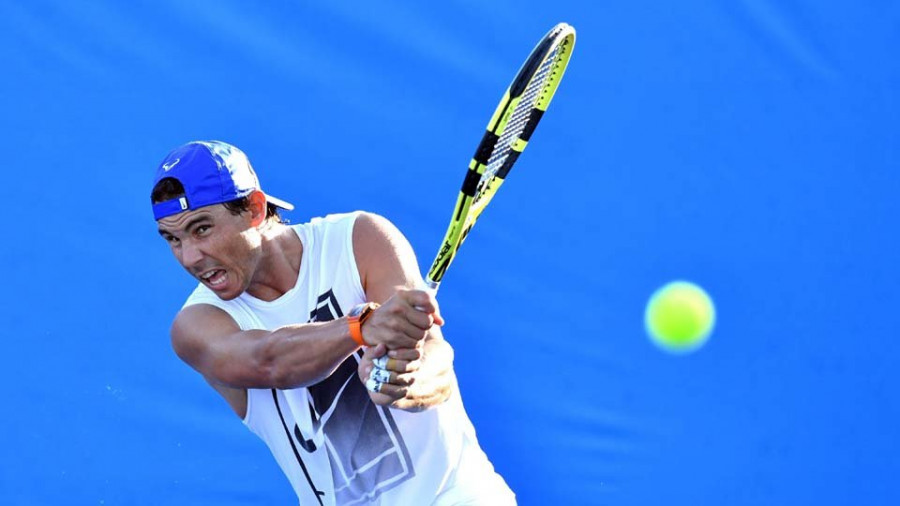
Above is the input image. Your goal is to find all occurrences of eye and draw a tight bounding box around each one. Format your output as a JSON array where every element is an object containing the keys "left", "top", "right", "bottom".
[
  {"left": 195, "top": 225, "right": 211, "bottom": 236},
  {"left": 164, "top": 235, "right": 180, "bottom": 246}
]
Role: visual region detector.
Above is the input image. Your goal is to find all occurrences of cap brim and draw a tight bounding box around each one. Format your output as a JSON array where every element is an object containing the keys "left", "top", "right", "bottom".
[{"left": 265, "top": 193, "right": 294, "bottom": 211}]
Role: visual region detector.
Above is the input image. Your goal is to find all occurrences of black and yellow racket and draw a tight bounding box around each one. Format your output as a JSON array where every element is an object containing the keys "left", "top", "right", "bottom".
[{"left": 425, "top": 22, "right": 576, "bottom": 292}]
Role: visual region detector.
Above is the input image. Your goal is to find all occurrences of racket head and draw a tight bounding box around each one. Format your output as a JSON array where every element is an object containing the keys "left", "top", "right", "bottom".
[{"left": 426, "top": 23, "right": 576, "bottom": 289}]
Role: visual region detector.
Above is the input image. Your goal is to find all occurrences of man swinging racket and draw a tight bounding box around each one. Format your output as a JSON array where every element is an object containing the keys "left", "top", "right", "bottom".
[{"left": 151, "top": 140, "right": 515, "bottom": 505}]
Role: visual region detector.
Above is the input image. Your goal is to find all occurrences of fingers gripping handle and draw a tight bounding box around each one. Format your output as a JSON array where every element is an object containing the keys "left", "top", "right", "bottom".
[{"left": 367, "top": 279, "right": 438, "bottom": 394}]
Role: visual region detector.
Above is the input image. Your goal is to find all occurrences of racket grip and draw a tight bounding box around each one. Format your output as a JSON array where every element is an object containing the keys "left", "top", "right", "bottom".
[
  {"left": 422, "top": 278, "right": 440, "bottom": 295},
  {"left": 412, "top": 277, "right": 439, "bottom": 312}
]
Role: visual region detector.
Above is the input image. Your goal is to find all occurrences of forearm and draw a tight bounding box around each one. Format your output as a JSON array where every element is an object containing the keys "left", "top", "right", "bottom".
[
  {"left": 266, "top": 319, "right": 360, "bottom": 388},
  {"left": 239, "top": 291, "right": 432, "bottom": 390},
  {"left": 210, "top": 318, "right": 359, "bottom": 390},
  {"left": 174, "top": 303, "right": 370, "bottom": 391}
]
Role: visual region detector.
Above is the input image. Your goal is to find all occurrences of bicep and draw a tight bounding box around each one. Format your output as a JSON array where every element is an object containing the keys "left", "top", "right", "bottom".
[{"left": 353, "top": 212, "right": 424, "bottom": 303}]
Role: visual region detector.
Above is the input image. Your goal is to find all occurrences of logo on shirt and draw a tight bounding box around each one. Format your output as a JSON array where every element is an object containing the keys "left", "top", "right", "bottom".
[{"left": 278, "top": 289, "right": 415, "bottom": 503}]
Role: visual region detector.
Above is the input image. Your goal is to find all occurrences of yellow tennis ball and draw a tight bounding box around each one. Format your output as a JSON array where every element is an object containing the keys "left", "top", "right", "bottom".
[{"left": 645, "top": 281, "right": 715, "bottom": 354}]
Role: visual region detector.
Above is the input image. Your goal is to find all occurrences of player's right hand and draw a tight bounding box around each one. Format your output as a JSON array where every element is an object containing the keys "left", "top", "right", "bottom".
[{"left": 362, "top": 289, "right": 443, "bottom": 349}]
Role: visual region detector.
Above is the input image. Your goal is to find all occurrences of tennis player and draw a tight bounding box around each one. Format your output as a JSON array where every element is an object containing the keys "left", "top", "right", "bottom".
[{"left": 152, "top": 140, "right": 515, "bottom": 505}]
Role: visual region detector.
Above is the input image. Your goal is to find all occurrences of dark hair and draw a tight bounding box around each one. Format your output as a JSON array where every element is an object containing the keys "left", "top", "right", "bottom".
[
  {"left": 223, "top": 197, "right": 282, "bottom": 222},
  {"left": 151, "top": 177, "right": 282, "bottom": 222}
]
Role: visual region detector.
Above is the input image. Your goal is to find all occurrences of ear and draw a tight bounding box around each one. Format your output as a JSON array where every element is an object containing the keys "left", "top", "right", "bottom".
[{"left": 247, "top": 191, "right": 268, "bottom": 227}]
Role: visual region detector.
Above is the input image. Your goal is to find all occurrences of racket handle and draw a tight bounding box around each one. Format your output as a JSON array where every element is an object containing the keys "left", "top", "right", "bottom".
[
  {"left": 422, "top": 278, "right": 440, "bottom": 295},
  {"left": 412, "top": 278, "right": 439, "bottom": 313}
]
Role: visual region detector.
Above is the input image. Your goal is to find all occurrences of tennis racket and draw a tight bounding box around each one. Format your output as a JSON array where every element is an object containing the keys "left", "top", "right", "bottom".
[{"left": 424, "top": 22, "right": 576, "bottom": 292}]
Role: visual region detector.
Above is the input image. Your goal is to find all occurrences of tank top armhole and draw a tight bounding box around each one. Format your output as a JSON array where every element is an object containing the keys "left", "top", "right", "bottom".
[
  {"left": 346, "top": 211, "right": 367, "bottom": 302},
  {"left": 242, "top": 388, "right": 257, "bottom": 427}
]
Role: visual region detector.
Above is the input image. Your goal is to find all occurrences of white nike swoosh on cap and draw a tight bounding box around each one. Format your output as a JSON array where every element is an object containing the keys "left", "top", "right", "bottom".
[{"left": 163, "top": 158, "right": 180, "bottom": 171}]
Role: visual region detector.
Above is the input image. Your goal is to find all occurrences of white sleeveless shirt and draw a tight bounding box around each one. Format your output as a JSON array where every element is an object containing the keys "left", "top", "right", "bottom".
[{"left": 183, "top": 212, "right": 515, "bottom": 505}]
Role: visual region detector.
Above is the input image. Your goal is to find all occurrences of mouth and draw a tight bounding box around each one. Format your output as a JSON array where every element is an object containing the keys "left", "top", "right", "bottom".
[{"left": 199, "top": 268, "right": 228, "bottom": 288}]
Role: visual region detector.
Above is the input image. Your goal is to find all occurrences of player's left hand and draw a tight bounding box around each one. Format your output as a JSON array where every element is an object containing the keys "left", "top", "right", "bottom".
[{"left": 358, "top": 343, "right": 422, "bottom": 406}]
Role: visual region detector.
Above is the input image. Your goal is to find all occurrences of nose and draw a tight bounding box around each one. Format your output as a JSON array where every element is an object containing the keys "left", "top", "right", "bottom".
[{"left": 179, "top": 239, "right": 205, "bottom": 270}]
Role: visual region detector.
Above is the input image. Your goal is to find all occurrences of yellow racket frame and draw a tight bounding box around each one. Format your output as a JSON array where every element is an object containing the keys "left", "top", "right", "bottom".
[{"left": 425, "top": 22, "right": 576, "bottom": 291}]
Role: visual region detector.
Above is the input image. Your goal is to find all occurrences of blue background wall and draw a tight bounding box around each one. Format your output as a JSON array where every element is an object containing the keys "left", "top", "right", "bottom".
[{"left": 1, "top": 1, "right": 897, "bottom": 504}]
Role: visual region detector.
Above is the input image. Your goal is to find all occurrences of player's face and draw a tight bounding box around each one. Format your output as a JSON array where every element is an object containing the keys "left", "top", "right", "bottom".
[{"left": 157, "top": 204, "right": 262, "bottom": 300}]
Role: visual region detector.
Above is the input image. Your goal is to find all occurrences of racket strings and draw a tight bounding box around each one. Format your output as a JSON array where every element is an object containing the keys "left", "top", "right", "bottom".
[{"left": 475, "top": 45, "right": 561, "bottom": 202}]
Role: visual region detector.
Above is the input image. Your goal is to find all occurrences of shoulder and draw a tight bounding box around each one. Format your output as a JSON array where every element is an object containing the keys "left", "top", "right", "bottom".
[
  {"left": 170, "top": 303, "right": 241, "bottom": 365},
  {"left": 352, "top": 212, "right": 412, "bottom": 259}
]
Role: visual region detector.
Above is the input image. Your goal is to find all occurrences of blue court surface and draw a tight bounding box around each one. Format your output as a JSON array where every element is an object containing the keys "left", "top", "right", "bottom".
[{"left": 1, "top": 1, "right": 897, "bottom": 504}]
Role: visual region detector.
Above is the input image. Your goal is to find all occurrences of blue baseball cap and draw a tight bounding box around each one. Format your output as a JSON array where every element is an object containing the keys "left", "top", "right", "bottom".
[{"left": 151, "top": 140, "right": 294, "bottom": 220}]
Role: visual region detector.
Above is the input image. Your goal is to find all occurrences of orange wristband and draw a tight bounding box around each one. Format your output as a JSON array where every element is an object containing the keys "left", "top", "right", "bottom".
[
  {"left": 348, "top": 302, "right": 378, "bottom": 347},
  {"left": 348, "top": 317, "right": 366, "bottom": 346}
]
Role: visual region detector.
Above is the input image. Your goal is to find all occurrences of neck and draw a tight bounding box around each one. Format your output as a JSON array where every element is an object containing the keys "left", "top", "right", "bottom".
[{"left": 245, "top": 221, "right": 303, "bottom": 301}]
